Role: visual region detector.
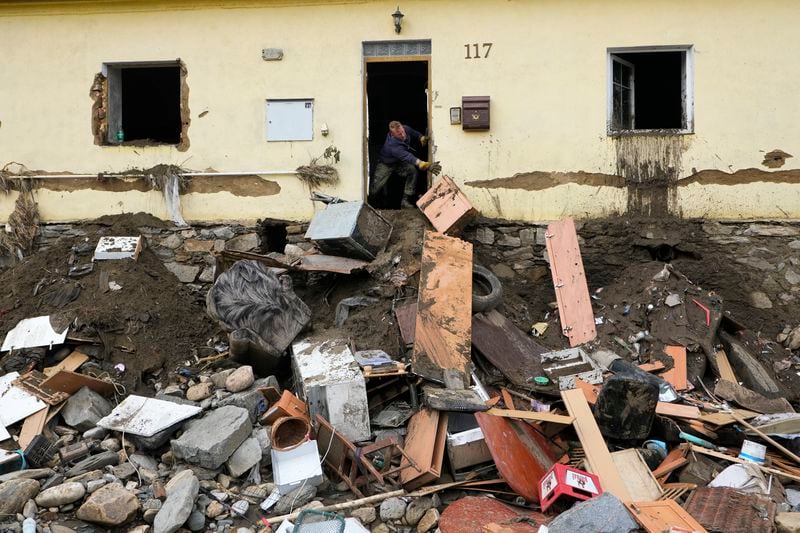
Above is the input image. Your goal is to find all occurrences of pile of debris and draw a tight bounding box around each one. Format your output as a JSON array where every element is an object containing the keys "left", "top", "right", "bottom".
[{"left": 1, "top": 176, "right": 800, "bottom": 533}]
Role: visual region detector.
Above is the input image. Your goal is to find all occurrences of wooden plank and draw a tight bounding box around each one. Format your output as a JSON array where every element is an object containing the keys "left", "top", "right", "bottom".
[
  {"left": 689, "top": 444, "right": 800, "bottom": 483},
  {"left": 655, "top": 402, "right": 701, "bottom": 419},
  {"left": 638, "top": 361, "right": 666, "bottom": 373},
  {"left": 500, "top": 389, "right": 515, "bottom": 410},
  {"left": 561, "top": 388, "right": 630, "bottom": 500},
  {"left": 394, "top": 302, "right": 417, "bottom": 346},
  {"left": 653, "top": 456, "right": 689, "bottom": 482},
  {"left": 412, "top": 232, "right": 473, "bottom": 384},
  {"left": 43, "top": 351, "right": 90, "bottom": 377},
  {"left": 472, "top": 310, "right": 548, "bottom": 388},
  {"left": 416, "top": 175, "right": 478, "bottom": 235},
  {"left": 662, "top": 346, "right": 688, "bottom": 390},
  {"left": 698, "top": 409, "right": 759, "bottom": 427},
  {"left": 610, "top": 449, "right": 662, "bottom": 501},
  {"left": 574, "top": 378, "right": 599, "bottom": 405},
  {"left": 18, "top": 407, "right": 48, "bottom": 450},
  {"left": 545, "top": 219, "right": 596, "bottom": 347},
  {"left": 715, "top": 350, "right": 737, "bottom": 382},
  {"left": 13, "top": 371, "right": 71, "bottom": 405},
  {"left": 40, "top": 370, "right": 115, "bottom": 397},
  {"left": 485, "top": 408, "right": 574, "bottom": 425},
  {"left": 626, "top": 500, "right": 707, "bottom": 533},
  {"left": 400, "top": 408, "right": 448, "bottom": 490}
]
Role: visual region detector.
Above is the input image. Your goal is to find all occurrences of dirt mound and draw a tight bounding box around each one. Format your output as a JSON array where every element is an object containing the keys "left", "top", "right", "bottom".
[{"left": 0, "top": 214, "right": 217, "bottom": 392}]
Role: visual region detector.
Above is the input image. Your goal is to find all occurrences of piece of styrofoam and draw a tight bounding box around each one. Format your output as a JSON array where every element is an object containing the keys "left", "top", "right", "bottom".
[
  {"left": 93, "top": 236, "right": 142, "bottom": 260},
  {"left": 0, "top": 421, "right": 10, "bottom": 442},
  {"left": 0, "top": 372, "right": 47, "bottom": 426},
  {"left": 96, "top": 395, "right": 202, "bottom": 437},
  {"left": 1, "top": 316, "right": 68, "bottom": 352}
]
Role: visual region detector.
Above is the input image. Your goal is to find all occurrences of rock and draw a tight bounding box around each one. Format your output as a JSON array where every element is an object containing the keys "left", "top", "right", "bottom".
[
  {"left": 183, "top": 239, "right": 214, "bottom": 253},
  {"left": 35, "top": 482, "right": 86, "bottom": 507},
  {"left": 101, "top": 438, "right": 121, "bottom": 452},
  {"left": 778, "top": 512, "right": 800, "bottom": 533},
  {"left": 750, "top": 291, "right": 773, "bottom": 309},
  {"left": 161, "top": 234, "right": 183, "bottom": 249},
  {"left": 490, "top": 263, "right": 516, "bottom": 280},
  {"left": 787, "top": 326, "right": 800, "bottom": 351},
  {"left": 130, "top": 454, "right": 159, "bottom": 472},
  {"left": 154, "top": 471, "right": 200, "bottom": 533},
  {"left": 216, "top": 378, "right": 274, "bottom": 423},
  {"left": 790, "top": 240, "right": 800, "bottom": 250},
  {"left": 496, "top": 235, "right": 521, "bottom": 247},
  {"left": 372, "top": 524, "right": 391, "bottom": 533},
  {"left": 405, "top": 497, "right": 433, "bottom": 526},
  {"left": 171, "top": 406, "right": 252, "bottom": 469},
  {"left": 0, "top": 479, "right": 40, "bottom": 516},
  {"left": 111, "top": 463, "right": 137, "bottom": 480},
  {"left": 50, "top": 526, "right": 76, "bottom": 533},
  {"left": 736, "top": 256, "right": 775, "bottom": 271},
  {"left": 186, "top": 510, "right": 205, "bottom": 531},
  {"left": 743, "top": 224, "right": 800, "bottom": 237},
  {"left": 546, "top": 492, "right": 637, "bottom": 533},
  {"left": 273, "top": 485, "right": 317, "bottom": 515},
  {"left": 83, "top": 427, "right": 109, "bottom": 440},
  {"left": 86, "top": 479, "right": 107, "bottom": 493},
  {"left": 225, "top": 233, "right": 259, "bottom": 252},
  {"left": 0, "top": 469, "right": 53, "bottom": 482},
  {"left": 351, "top": 507, "right": 376, "bottom": 525},
  {"left": 198, "top": 266, "right": 216, "bottom": 283},
  {"left": 786, "top": 269, "right": 800, "bottom": 285},
  {"left": 76, "top": 484, "right": 139, "bottom": 526},
  {"left": 665, "top": 293, "right": 681, "bottom": 307},
  {"left": 252, "top": 427, "right": 272, "bottom": 464},
  {"left": 380, "top": 497, "right": 407, "bottom": 522},
  {"left": 127, "top": 526, "right": 151, "bottom": 533},
  {"left": 416, "top": 508, "right": 440, "bottom": 532},
  {"left": 226, "top": 437, "right": 261, "bottom": 478},
  {"left": 186, "top": 382, "right": 214, "bottom": 402},
  {"left": 225, "top": 366, "right": 254, "bottom": 393},
  {"left": 474, "top": 227, "right": 495, "bottom": 245},
  {"left": 210, "top": 369, "right": 235, "bottom": 389},
  {"left": 164, "top": 262, "right": 201, "bottom": 283},
  {"left": 61, "top": 387, "right": 112, "bottom": 431},
  {"left": 205, "top": 500, "right": 224, "bottom": 518},
  {"left": 22, "top": 500, "right": 36, "bottom": 519}
]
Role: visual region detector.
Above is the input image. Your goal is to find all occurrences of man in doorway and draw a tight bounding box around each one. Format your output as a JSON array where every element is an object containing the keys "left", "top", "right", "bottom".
[{"left": 371, "top": 121, "right": 440, "bottom": 208}]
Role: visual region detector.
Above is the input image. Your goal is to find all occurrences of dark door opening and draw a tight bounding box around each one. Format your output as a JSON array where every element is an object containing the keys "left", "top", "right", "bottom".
[{"left": 366, "top": 60, "right": 429, "bottom": 209}]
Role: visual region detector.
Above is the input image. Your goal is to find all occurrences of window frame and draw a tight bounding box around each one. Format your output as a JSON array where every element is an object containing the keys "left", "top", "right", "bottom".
[{"left": 606, "top": 45, "right": 694, "bottom": 136}]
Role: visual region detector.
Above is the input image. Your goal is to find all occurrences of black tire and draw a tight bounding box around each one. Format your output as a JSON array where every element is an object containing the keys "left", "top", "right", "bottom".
[{"left": 472, "top": 264, "right": 503, "bottom": 313}]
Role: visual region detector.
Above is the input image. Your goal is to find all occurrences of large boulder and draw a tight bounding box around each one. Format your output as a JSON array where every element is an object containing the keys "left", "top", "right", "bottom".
[
  {"left": 171, "top": 406, "right": 251, "bottom": 469},
  {"left": 61, "top": 387, "right": 112, "bottom": 431}
]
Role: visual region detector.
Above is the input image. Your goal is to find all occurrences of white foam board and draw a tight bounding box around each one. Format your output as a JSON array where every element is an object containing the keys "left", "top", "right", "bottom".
[
  {"left": 0, "top": 372, "right": 47, "bottom": 427},
  {"left": 2, "top": 316, "right": 68, "bottom": 351},
  {"left": 96, "top": 395, "right": 202, "bottom": 437}
]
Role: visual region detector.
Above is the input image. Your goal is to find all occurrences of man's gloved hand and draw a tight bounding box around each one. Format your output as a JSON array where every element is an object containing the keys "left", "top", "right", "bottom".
[
  {"left": 420, "top": 135, "right": 429, "bottom": 146},
  {"left": 418, "top": 160, "right": 442, "bottom": 175}
]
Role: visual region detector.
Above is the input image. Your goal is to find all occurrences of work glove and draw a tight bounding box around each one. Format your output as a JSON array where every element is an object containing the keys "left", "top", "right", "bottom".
[
  {"left": 420, "top": 135, "right": 429, "bottom": 146},
  {"left": 417, "top": 160, "right": 442, "bottom": 175}
]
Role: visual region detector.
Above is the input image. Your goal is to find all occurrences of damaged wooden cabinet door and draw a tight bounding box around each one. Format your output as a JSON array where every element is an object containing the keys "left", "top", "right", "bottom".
[{"left": 411, "top": 231, "right": 473, "bottom": 386}]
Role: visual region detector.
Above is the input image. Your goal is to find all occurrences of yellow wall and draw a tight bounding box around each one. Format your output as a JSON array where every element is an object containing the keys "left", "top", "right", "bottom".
[{"left": 0, "top": 0, "right": 798, "bottom": 223}]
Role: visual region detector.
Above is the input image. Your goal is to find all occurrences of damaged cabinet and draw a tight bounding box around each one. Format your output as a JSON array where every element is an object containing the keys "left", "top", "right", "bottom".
[{"left": 304, "top": 201, "right": 392, "bottom": 261}]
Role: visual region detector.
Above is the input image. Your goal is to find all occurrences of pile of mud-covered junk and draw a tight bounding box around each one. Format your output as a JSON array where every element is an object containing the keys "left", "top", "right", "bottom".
[{"left": 3, "top": 177, "right": 800, "bottom": 533}]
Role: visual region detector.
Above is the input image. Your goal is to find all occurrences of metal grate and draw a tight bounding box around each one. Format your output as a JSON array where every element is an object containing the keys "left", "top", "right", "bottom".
[{"left": 363, "top": 40, "right": 431, "bottom": 57}]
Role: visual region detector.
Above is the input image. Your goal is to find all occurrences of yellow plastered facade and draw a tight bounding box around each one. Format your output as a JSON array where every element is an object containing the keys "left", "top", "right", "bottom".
[{"left": 0, "top": 0, "right": 798, "bottom": 223}]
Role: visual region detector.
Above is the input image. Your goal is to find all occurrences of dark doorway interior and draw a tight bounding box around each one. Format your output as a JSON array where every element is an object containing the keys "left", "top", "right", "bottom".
[
  {"left": 616, "top": 51, "right": 683, "bottom": 130},
  {"left": 366, "top": 60, "right": 429, "bottom": 209},
  {"left": 121, "top": 66, "right": 182, "bottom": 144}
]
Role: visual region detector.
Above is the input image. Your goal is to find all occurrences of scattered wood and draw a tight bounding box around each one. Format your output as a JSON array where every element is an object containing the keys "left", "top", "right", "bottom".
[
  {"left": 18, "top": 407, "right": 48, "bottom": 450},
  {"left": 698, "top": 409, "right": 759, "bottom": 427},
  {"left": 715, "top": 350, "right": 737, "bottom": 382},
  {"left": 689, "top": 444, "right": 800, "bottom": 483},
  {"left": 545, "top": 218, "right": 596, "bottom": 347},
  {"left": 732, "top": 412, "right": 800, "bottom": 465},
  {"left": 12, "top": 371, "right": 70, "bottom": 405},
  {"left": 416, "top": 175, "right": 478, "bottom": 235},
  {"left": 625, "top": 500, "right": 707, "bottom": 533},
  {"left": 485, "top": 408, "right": 574, "bottom": 425},
  {"left": 399, "top": 408, "right": 448, "bottom": 490},
  {"left": 638, "top": 361, "right": 666, "bottom": 373},
  {"left": 40, "top": 370, "right": 115, "bottom": 397},
  {"left": 655, "top": 402, "right": 701, "bottom": 420},
  {"left": 394, "top": 302, "right": 417, "bottom": 346},
  {"left": 662, "top": 345, "right": 688, "bottom": 390},
  {"left": 610, "top": 449, "right": 663, "bottom": 501},
  {"left": 561, "top": 388, "right": 630, "bottom": 500},
  {"left": 43, "top": 351, "right": 90, "bottom": 377},
  {"left": 412, "top": 232, "right": 473, "bottom": 385}
]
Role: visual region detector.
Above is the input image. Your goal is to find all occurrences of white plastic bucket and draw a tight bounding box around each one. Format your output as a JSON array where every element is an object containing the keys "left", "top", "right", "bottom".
[{"left": 739, "top": 440, "right": 767, "bottom": 464}]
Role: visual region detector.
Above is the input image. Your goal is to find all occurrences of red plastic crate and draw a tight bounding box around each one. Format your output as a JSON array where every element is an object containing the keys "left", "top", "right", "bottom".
[{"left": 539, "top": 463, "right": 603, "bottom": 512}]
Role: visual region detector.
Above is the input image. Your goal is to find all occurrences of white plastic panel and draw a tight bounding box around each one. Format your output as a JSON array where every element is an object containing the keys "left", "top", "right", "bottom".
[{"left": 266, "top": 99, "right": 313, "bottom": 141}]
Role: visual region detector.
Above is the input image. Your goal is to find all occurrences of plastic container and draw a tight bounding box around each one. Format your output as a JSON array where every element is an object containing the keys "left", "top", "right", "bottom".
[{"left": 739, "top": 440, "right": 767, "bottom": 464}]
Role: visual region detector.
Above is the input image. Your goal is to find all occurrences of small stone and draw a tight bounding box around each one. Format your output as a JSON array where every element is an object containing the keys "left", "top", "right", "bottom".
[
  {"left": 405, "top": 497, "right": 433, "bottom": 526},
  {"left": 111, "top": 463, "right": 137, "bottom": 480},
  {"left": 786, "top": 269, "right": 800, "bottom": 285},
  {"left": 231, "top": 499, "right": 249, "bottom": 516},
  {"left": 496, "top": 235, "right": 521, "bottom": 247},
  {"left": 161, "top": 234, "right": 183, "bottom": 249},
  {"left": 225, "top": 233, "right": 259, "bottom": 252},
  {"left": 50, "top": 526, "right": 76, "bottom": 533},
  {"left": 786, "top": 326, "right": 800, "bottom": 351},
  {"left": 76, "top": 484, "right": 140, "bottom": 526},
  {"left": 490, "top": 263, "right": 516, "bottom": 280},
  {"left": 217, "top": 473, "right": 232, "bottom": 489},
  {"left": 225, "top": 366, "right": 254, "bottom": 393},
  {"left": 743, "top": 224, "right": 800, "bottom": 237},
  {"left": 187, "top": 510, "right": 205, "bottom": 531},
  {"left": 736, "top": 256, "right": 775, "bottom": 271},
  {"left": 475, "top": 227, "right": 495, "bottom": 245},
  {"left": 210, "top": 369, "right": 235, "bottom": 389},
  {"left": 154, "top": 471, "right": 200, "bottom": 533},
  {"left": 750, "top": 291, "right": 773, "bottom": 309},
  {"left": 186, "top": 382, "right": 214, "bottom": 402},
  {"left": 372, "top": 524, "right": 391, "bottom": 533},
  {"left": 665, "top": 293, "right": 681, "bottom": 307},
  {"left": 127, "top": 526, "right": 150, "bottom": 533},
  {"left": 416, "top": 508, "right": 440, "bottom": 532},
  {"left": 35, "top": 482, "right": 86, "bottom": 507},
  {"left": 143, "top": 508, "right": 159, "bottom": 524},
  {"left": 62, "top": 387, "right": 113, "bottom": 432},
  {"left": 790, "top": 240, "right": 800, "bottom": 250},
  {"left": 87, "top": 479, "right": 107, "bottom": 493},
  {"left": 351, "top": 506, "right": 376, "bottom": 524},
  {"left": 380, "top": 497, "right": 407, "bottom": 522},
  {"left": 777, "top": 512, "right": 800, "bottom": 533},
  {"left": 83, "top": 427, "right": 109, "bottom": 440},
  {"left": 198, "top": 266, "right": 216, "bottom": 283},
  {"left": 183, "top": 239, "right": 215, "bottom": 253},
  {"left": 273, "top": 486, "right": 317, "bottom": 515},
  {"left": 101, "top": 438, "right": 121, "bottom": 452},
  {"left": 205, "top": 501, "right": 224, "bottom": 518},
  {"left": 22, "top": 500, "right": 37, "bottom": 519},
  {"left": 0, "top": 479, "right": 41, "bottom": 516},
  {"left": 129, "top": 454, "right": 159, "bottom": 472}
]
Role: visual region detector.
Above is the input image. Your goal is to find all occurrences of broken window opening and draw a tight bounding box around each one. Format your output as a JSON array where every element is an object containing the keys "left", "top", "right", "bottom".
[
  {"left": 103, "top": 61, "right": 183, "bottom": 146},
  {"left": 607, "top": 47, "right": 693, "bottom": 135}
]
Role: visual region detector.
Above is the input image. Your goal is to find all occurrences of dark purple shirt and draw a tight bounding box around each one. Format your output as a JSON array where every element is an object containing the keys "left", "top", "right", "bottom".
[{"left": 378, "top": 125, "right": 422, "bottom": 165}]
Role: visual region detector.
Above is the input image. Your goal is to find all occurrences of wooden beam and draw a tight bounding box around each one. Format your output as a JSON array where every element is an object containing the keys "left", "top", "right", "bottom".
[
  {"left": 715, "top": 350, "right": 737, "bottom": 382},
  {"left": 18, "top": 407, "right": 48, "bottom": 450},
  {"left": 689, "top": 445, "right": 800, "bottom": 483},
  {"left": 43, "top": 351, "right": 90, "bottom": 377},
  {"left": 485, "top": 408, "right": 574, "bottom": 425},
  {"left": 562, "top": 388, "right": 630, "bottom": 500},
  {"left": 662, "top": 346, "right": 688, "bottom": 390},
  {"left": 655, "top": 402, "right": 701, "bottom": 419}
]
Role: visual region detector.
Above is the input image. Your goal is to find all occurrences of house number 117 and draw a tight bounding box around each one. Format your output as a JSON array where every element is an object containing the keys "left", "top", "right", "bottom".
[{"left": 464, "top": 43, "right": 493, "bottom": 59}]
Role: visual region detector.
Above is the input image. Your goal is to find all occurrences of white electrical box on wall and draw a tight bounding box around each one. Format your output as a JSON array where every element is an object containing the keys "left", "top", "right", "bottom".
[{"left": 266, "top": 99, "right": 313, "bottom": 141}]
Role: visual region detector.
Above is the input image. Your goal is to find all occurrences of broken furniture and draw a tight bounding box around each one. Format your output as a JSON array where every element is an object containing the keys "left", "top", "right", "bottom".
[
  {"left": 399, "top": 408, "right": 449, "bottom": 490},
  {"left": 207, "top": 260, "right": 311, "bottom": 376},
  {"left": 262, "top": 390, "right": 309, "bottom": 425},
  {"left": 539, "top": 463, "right": 603, "bottom": 512},
  {"left": 545, "top": 218, "right": 596, "bottom": 347},
  {"left": 540, "top": 347, "right": 603, "bottom": 390},
  {"left": 416, "top": 175, "right": 478, "bottom": 235},
  {"left": 292, "top": 335, "right": 370, "bottom": 443},
  {"left": 304, "top": 201, "right": 392, "bottom": 261},
  {"left": 446, "top": 413, "right": 493, "bottom": 479}
]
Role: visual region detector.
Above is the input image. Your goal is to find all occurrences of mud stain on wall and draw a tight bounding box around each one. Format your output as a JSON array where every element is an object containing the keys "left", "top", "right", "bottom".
[
  {"left": 614, "top": 134, "right": 686, "bottom": 217},
  {"left": 762, "top": 149, "right": 793, "bottom": 169},
  {"left": 185, "top": 176, "right": 281, "bottom": 196},
  {"left": 39, "top": 178, "right": 150, "bottom": 193},
  {"left": 680, "top": 167, "right": 800, "bottom": 186},
  {"left": 465, "top": 171, "right": 625, "bottom": 191}
]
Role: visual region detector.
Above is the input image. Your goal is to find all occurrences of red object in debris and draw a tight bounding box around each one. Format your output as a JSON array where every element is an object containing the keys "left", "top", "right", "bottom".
[
  {"left": 439, "top": 496, "right": 548, "bottom": 532},
  {"left": 475, "top": 411, "right": 557, "bottom": 503},
  {"left": 539, "top": 463, "right": 603, "bottom": 512},
  {"left": 691, "top": 298, "right": 711, "bottom": 326}
]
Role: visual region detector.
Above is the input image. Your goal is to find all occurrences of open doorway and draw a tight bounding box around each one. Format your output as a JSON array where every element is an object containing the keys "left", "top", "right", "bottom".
[{"left": 365, "top": 60, "right": 429, "bottom": 209}]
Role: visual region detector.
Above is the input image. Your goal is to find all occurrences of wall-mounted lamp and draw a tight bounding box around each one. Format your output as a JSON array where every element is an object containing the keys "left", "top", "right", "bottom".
[{"left": 392, "top": 6, "right": 404, "bottom": 33}]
